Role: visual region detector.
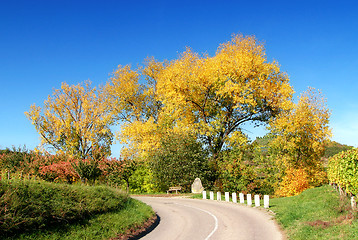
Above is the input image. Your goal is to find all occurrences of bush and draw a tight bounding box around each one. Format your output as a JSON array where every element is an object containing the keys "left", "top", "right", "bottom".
[
  {"left": 129, "top": 163, "right": 156, "bottom": 193},
  {"left": 0, "top": 179, "right": 127, "bottom": 236},
  {"left": 39, "top": 161, "right": 79, "bottom": 183}
]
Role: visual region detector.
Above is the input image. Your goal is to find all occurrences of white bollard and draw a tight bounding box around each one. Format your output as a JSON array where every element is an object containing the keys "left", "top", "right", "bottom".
[
  {"left": 202, "top": 191, "right": 207, "bottom": 199},
  {"left": 247, "top": 194, "right": 252, "bottom": 206},
  {"left": 239, "top": 193, "right": 244, "bottom": 203},
  {"left": 225, "top": 192, "right": 230, "bottom": 202},
  {"left": 217, "top": 192, "right": 221, "bottom": 201},
  {"left": 210, "top": 191, "right": 214, "bottom": 200},
  {"left": 254, "top": 195, "right": 260, "bottom": 207},
  {"left": 264, "top": 195, "right": 269, "bottom": 208},
  {"left": 232, "top": 192, "right": 237, "bottom": 203},
  {"left": 351, "top": 196, "right": 356, "bottom": 210}
]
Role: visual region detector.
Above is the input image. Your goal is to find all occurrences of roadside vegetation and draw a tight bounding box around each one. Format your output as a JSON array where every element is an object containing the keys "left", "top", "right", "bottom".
[
  {"left": 271, "top": 185, "right": 358, "bottom": 239},
  {"left": 1, "top": 33, "right": 356, "bottom": 238},
  {"left": 0, "top": 179, "right": 154, "bottom": 239}
]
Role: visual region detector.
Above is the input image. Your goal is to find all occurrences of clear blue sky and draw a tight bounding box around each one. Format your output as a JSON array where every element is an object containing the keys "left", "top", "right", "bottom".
[{"left": 1, "top": 0, "right": 357, "bottom": 156}]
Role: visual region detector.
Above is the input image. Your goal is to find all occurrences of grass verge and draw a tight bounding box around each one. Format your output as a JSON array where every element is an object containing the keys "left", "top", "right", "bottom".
[
  {"left": 270, "top": 185, "right": 358, "bottom": 239},
  {"left": 6, "top": 198, "right": 154, "bottom": 240},
  {"left": 0, "top": 179, "right": 155, "bottom": 239}
]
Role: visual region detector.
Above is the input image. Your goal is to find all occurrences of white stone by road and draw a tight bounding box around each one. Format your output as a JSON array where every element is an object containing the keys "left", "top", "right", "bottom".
[{"left": 135, "top": 196, "right": 284, "bottom": 240}]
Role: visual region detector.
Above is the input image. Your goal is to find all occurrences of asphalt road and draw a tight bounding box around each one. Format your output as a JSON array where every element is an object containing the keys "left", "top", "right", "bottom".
[{"left": 135, "top": 196, "right": 283, "bottom": 240}]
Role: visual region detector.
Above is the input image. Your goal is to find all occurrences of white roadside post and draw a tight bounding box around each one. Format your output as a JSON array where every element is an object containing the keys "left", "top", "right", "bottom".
[
  {"left": 264, "top": 195, "right": 270, "bottom": 208},
  {"left": 247, "top": 194, "right": 252, "bottom": 206},
  {"left": 210, "top": 191, "right": 214, "bottom": 200},
  {"left": 217, "top": 192, "right": 221, "bottom": 201},
  {"left": 202, "top": 191, "right": 207, "bottom": 199},
  {"left": 254, "top": 195, "right": 260, "bottom": 207},
  {"left": 351, "top": 196, "right": 356, "bottom": 210},
  {"left": 232, "top": 193, "right": 237, "bottom": 203},
  {"left": 225, "top": 192, "right": 230, "bottom": 202},
  {"left": 239, "top": 193, "right": 244, "bottom": 204}
]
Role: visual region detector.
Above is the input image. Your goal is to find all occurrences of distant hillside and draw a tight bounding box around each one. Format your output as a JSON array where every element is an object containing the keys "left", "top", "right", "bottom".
[
  {"left": 324, "top": 140, "right": 354, "bottom": 158},
  {"left": 254, "top": 136, "right": 353, "bottom": 159}
]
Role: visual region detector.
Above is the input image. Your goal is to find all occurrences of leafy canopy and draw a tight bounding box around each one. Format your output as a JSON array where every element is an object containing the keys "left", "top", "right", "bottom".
[
  {"left": 106, "top": 35, "right": 293, "bottom": 159},
  {"left": 26, "top": 81, "right": 114, "bottom": 158}
]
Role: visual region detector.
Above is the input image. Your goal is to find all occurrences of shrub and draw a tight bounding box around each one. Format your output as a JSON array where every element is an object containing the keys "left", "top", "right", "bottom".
[
  {"left": 275, "top": 168, "right": 310, "bottom": 197},
  {"left": 39, "top": 161, "right": 79, "bottom": 183},
  {"left": 129, "top": 163, "right": 156, "bottom": 193}
]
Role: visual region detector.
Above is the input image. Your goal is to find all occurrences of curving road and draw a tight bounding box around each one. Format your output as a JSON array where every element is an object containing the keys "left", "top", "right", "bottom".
[{"left": 135, "top": 196, "right": 284, "bottom": 240}]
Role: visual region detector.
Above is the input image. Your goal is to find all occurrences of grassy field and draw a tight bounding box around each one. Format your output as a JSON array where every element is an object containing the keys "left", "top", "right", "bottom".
[
  {"left": 0, "top": 179, "right": 155, "bottom": 239},
  {"left": 271, "top": 185, "right": 358, "bottom": 239}
]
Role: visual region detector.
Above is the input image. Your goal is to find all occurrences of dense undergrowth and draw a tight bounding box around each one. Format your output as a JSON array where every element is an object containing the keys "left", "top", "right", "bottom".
[{"left": 0, "top": 179, "right": 128, "bottom": 237}]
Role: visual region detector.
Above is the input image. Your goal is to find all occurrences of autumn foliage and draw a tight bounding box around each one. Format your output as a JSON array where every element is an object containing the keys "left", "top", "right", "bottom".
[
  {"left": 40, "top": 161, "right": 78, "bottom": 183},
  {"left": 25, "top": 81, "right": 114, "bottom": 159},
  {"left": 328, "top": 148, "right": 358, "bottom": 196},
  {"left": 21, "top": 34, "right": 332, "bottom": 195},
  {"left": 270, "top": 88, "right": 331, "bottom": 196}
]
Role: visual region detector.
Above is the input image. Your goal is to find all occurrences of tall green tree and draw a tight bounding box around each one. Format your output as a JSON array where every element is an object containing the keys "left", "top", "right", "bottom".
[{"left": 148, "top": 133, "right": 211, "bottom": 192}]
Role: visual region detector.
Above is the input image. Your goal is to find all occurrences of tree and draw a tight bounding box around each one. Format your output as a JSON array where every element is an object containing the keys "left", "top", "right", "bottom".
[
  {"left": 148, "top": 133, "right": 211, "bottom": 192},
  {"left": 104, "top": 158, "right": 137, "bottom": 193},
  {"left": 156, "top": 35, "right": 293, "bottom": 160},
  {"left": 106, "top": 35, "right": 293, "bottom": 161},
  {"left": 269, "top": 88, "right": 331, "bottom": 195},
  {"left": 104, "top": 59, "right": 166, "bottom": 157},
  {"left": 25, "top": 81, "right": 114, "bottom": 158}
]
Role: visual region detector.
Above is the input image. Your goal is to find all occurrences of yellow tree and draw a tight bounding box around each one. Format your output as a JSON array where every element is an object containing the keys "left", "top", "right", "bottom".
[
  {"left": 157, "top": 35, "right": 293, "bottom": 159},
  {"left": 104, "top": 58, "right": 168, "bottom": 157},
  {"left": 269, "top": 88, "right": 331, "bottom": 196},
  {"left": 25, "top": 81, "right": 114, "bottom": 158}
]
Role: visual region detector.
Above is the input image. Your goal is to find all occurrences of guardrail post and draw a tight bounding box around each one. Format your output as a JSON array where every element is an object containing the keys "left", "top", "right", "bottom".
[
  {"left": 351, "top": 196, "right": 356, "bottom": 210},
  {"left": 254, "top": 195, "right": 260, "bottom": 207},
  {"left": 225, "top": 192, "right": 230, "bottom": 202},
  {"left": 202, "top": 191, "right": 207, "bottom": 199},
  {"left": 239, "top": 193, "right": 244, "bottom": 203},
  {"left": 247, "top": 194, "right": 252, "bottom": 206},
  {"left": 210, "top": 191, "right": 214, "bottom": 200},
  {"left": 264, "top": 195, "right": 269, "bottom": 208},
  {"left": 232, "top": 193, "right": 237, "bottom": 203},
  {"left": 217, "top": 192, "right": 221, "bottom": 201}
]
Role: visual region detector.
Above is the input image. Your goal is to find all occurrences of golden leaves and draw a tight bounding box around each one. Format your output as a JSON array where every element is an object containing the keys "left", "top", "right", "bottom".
[{"left": 25, "top": 81, "right": 114, "bottom": 158}]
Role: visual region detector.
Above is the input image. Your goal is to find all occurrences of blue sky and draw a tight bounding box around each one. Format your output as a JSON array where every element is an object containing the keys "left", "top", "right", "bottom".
[{"left": 1, "top": 0, "right": 357, "bottom": 156}]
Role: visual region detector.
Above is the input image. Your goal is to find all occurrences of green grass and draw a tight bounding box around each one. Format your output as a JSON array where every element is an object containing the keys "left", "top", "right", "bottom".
[
  {"left": 194, "top": 186, "right": 358, "bottom": 239},
  {"left": 6, "top": 198, "right": 154, "bottom": 240},
  {"left": 0, "top": 179, "right": 155, "bottom": 239},
  {"left": 270, "top": 185, "right": 358, "bottom": 239}
]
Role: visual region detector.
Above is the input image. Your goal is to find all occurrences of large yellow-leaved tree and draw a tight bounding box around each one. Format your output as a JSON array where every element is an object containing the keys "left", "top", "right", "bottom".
[
  {"left": 157, "top": 35, "right": 293, "bottom": 159},
  {"left": 106, "top": 35, "right": 293, "bottom": 160},
  {"left": 26, "top": 81, "right": 114, "bottom": 158}
]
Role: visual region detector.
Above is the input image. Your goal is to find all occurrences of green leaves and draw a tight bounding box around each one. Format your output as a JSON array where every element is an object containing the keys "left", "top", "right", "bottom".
[
  {"left": 148, "top": 133, "right": 211, "bottom": 192},
  {"left": 328, "top": 148, "right": 358, "bottom": 195}
]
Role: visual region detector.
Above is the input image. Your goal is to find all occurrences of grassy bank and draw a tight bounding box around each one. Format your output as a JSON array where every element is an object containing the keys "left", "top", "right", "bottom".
[
  {"left": 270, "top": 185, "right": 358, "bottom": 239},
  {"left": 0, "top": 179, "right": 155, "bottom": 239}
]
